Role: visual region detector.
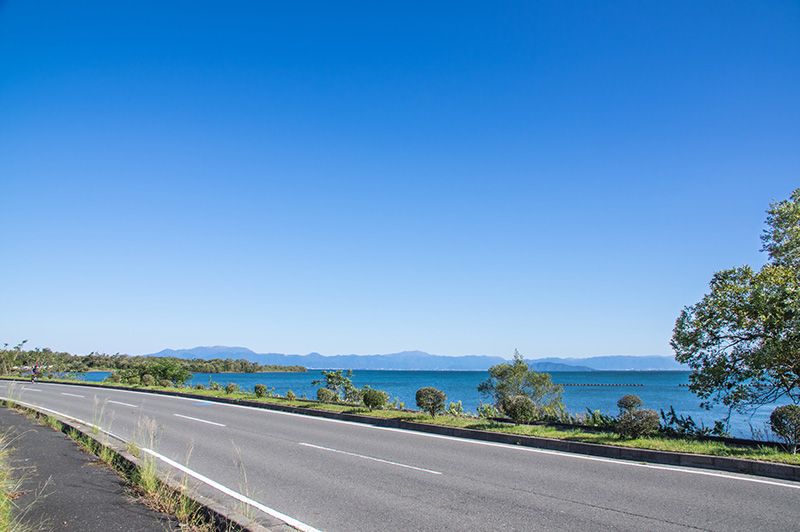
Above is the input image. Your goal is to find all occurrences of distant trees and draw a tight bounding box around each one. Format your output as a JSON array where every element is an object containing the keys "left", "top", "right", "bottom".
[
  {"left": 672, "top": 189, "right": 800, "bottom": 413},
  {"left": 416, "top": 387, "right": 446, "bottom": 417},
  {"left": 478, "top": 350, "right": 564, "bottom": 421}
]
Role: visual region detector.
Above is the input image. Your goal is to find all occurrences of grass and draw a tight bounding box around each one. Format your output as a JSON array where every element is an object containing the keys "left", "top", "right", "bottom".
[
  {"left": 0, "top": 399, "right": 239, "bottom": 531},
  {"left": 0, "top": 429, "right": 15, "bottom": 531},
  {"left": 3, "top": 374, "right": 799, "bottom": 466}
]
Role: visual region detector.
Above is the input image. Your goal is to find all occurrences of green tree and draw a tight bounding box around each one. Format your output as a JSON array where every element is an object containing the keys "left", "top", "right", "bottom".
[
  {"left": 478, "top": 350, "right": 563, "bottom": 419},
  {"left": 415, "top": 387, "right": 446, "bottom": 417},
  {"left": 672, "top": 189, "right": 800, "bottom": 412},
  {"left": 312, "top": 370, "right": 360, "bottom": 403},
  {"left": 770, "top": 405, "right": 800, "bottom": 454}
]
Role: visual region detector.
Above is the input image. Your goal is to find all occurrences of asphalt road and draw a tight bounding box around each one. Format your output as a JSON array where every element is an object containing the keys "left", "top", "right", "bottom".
[
  {"left": 0, "top": 407, "right": 179, "bottom": 531},
  {"left": 1, "top": 380, "right": 798, "bottom": 532}
]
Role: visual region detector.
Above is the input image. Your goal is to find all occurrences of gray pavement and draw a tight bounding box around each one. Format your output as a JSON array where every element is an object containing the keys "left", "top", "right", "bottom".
[
  {"left": 0, "top": 406, "right": 178, "bottom": 531},
  {"left": 1, "top": 380, "right": 799, "bottom": 531}
]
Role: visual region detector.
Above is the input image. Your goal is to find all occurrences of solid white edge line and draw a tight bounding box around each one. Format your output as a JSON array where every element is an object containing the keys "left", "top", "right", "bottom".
[
  {"left": 142, "top": 448, "right": 320, "bottom": 532},
  {"left": 61, "top": 392, "right": 85, "bottom": 398},
  {"left": 15, "top": 380, "right": 800, "bottom": 490},
  {"left": 173, "top": 413, "right": 226, "bottom": 427},
  {"left": 0, "top": 394, "right": 319, "bottom": 532},
  {"left": 299, "top": 442, "right": 441, "bottom": 475},
  {"left": 107, "top": 400, "right": 138, "bottom": 408}
]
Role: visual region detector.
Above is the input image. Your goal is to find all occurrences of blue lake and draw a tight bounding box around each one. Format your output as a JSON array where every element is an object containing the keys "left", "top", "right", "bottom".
[{"left": 79, "top": 370, "right": 786, "bottom": 439}]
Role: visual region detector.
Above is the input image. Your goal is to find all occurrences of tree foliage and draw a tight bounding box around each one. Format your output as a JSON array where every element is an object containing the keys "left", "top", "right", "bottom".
[
  {"left": 416, "top": 387, "right": 446, "bottom": 417},
  {"left": 478, "top": 350, "right": 563, "bottom": 419},
  {"left": 770, "top": 405, "right": 800, "bottom": 454},
  {"left": 672, "top": 189, "right": 800, "bottom": 412}
]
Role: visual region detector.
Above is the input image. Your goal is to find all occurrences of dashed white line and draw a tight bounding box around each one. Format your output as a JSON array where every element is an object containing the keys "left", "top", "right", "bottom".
[
  {"left": 61, "top": 392, "right": 85, "bottom": 398},
  {"left": 21, "top": 387, "right": 42, "bottom": 392},
  {"left": 173, "top": 413, "right": 225, "bottom": 427},
  {"left": 298, "top": 442, "right": 442, "bottom": 475},
  {"left": 20, "top": 381, "right": 800, "bottom": 490},
  {"left": 107, "top": 400, "right": 137, "bottom": 408},
  {"left": 0, "top": 395, "right": 318, "bottom": 532}
]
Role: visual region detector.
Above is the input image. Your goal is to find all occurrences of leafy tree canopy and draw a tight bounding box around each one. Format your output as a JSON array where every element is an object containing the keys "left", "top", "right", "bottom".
[
  {"left": 478, "top": 350, "right": 563, "bottom": 415},
  {"left": 672, "top": 189, "right": 800, "bottom": 412}
]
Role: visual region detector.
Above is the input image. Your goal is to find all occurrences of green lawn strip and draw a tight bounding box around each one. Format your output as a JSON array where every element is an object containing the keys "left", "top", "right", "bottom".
[{"left": 2, "top": 375, "right": 797, "bottom": 466}]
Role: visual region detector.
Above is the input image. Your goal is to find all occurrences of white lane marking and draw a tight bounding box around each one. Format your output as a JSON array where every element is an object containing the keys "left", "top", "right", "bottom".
[
  {"left": 21, "top": 387, "right": 42, "bottom": 392},
  {"left": 143, "top": 448, "right": 320, "bottom": 532},
  {"left": 299, "top": 442, "right": 441, "bottom": 475},
  {"left": 107, "top": 400, "right": 137, "bottom": 408},
  {"left": 21, "top": 381, "right": 800, "bottom": 490},
  {"left": 0, "top": 395, "right": 320, "bottom": 532},
  {"left": 173, "top": 413, "right": 225, "bottom": 427},
  {"left": 61, "top": 392, "right": 85, "bottom": 398}
]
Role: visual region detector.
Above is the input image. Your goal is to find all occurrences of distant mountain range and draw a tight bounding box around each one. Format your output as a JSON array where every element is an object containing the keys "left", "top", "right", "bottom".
[{"left": 146, "top": 346, "right": 686, "bottom": 371}]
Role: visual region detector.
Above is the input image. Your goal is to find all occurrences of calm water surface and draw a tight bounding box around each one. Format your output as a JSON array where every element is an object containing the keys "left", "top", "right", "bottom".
[{"left": 80, "top": 370, "right": 785, "bottom": 438}]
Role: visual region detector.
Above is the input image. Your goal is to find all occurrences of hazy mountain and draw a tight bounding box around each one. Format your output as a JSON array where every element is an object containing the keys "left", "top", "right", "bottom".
[{"left": 147, "top": 346, "right": 601, "bottom": 371}]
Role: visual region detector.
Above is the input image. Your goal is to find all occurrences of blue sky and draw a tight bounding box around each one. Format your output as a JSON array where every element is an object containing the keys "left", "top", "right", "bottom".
[{"left": 1, "top": 1, "right": 798, "bottom": 357}]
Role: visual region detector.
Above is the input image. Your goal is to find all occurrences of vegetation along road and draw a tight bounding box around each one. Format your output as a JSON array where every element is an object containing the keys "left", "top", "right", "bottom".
[{"left": 2, "top": 380, "right": 798, "bottom": 532}]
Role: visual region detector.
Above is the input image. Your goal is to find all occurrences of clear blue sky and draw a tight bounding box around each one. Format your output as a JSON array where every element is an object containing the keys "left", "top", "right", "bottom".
[{"left": 1, "top": 1, "right": 798, "bottom": 357}]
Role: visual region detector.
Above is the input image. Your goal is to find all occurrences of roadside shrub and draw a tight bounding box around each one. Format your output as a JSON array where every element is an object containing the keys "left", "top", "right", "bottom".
[
  {"left": 317, "top": 388, "right": 338, "bottom": 403},
  {"left": 416, "top": 387, "right": 446, "bottom": 417},
  {"left": 254, "top": 384, "right": 267, "bottom": 398},
  {"left": 446, "top": 400, "right": 465, "bottom": 417},
  {"left": 660, "top": 405, "right": 728, "bottom": 437},
  {"left": 158, "top": 379, "right": 172, "bottom": 388},
  {"left": 224, "top": 383, "right": 238, "bottom": 394},
  {"left": 501, "top": 395, "right": 537, "bottom": 424},
  {"left": 617, "top": 394, "right": 643, "bottom": 413},
  {"left": 616, "top": 409, "right": 660, "bottom": 439},
  {"left": 362, "top": 387, "right": 389, "bottom": 411},
  {"left": 770, "top": 405, "right": 800, "bottom": 454},
  {"left": 209, "top": 381, "right": 221, "bottom": 391},
  {"left": 477, "top": 403, "right": 499, "bottom": 419},
  {"left": 194, "top": 384, "right": 205, "bottom": 390},
  {"left": 286, "top": 390, "right": 297, "bottom": 401},
  {"left": 583, "top": 408, "right": 616, "bottom": 429},
  {"left": 140, "top": 374, "right": 155, "bottom": 387}
]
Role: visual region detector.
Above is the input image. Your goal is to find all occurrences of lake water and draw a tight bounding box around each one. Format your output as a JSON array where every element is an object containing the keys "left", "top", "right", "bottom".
[{"left": 79, "top": 370, "right": 786, "bottom": 439}]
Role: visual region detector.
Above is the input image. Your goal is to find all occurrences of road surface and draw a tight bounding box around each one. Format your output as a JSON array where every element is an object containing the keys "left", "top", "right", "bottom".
[{"left": 1, "top": 380, "right": 798, "bottom": 531}]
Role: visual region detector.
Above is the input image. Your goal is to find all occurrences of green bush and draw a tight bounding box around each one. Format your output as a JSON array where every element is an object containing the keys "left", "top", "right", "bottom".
[
  {"left": 478, "top": 350, "right": 564, "bottom": 415},
  {"left": 158, "top": 379, "right": 173, "bottom": 388},
  {"left": 254, "top": 384, "right": 267, "bottom": 398},
  {"left": 317, "top": 388, "right": 338, "bottom": 403},
  {"left": 770, "top": 405, "right": 800, "bottom": 454},
  {"left": 416, "top": 387, "right": 446, "bottom": 417},
  {"left": 617, "top": 394, "right": 643, "bottom": 413},
  {"left": 501, "top": 395, "right": 537, "bottom": 424},
  {"left": 194, "top": 384, "right": 205, "bottom": 390},
  {"left": 286, "top": 390, "right": 297, "bottom": 401},
  {"left": 209, "top": 381, "right": 221, "bottom": 391},
  {"left": 616, "top": 409, "right": 660, "bottom": 439},
  {"left": 362, "top": 387, "right": 389, "bottom": 410},
  {"left": 224, "top": 383, "right": 238, "bottom": 394},
  {"left": 477, "top": 403, "right": 499, "bottom": 419},
  {"left": 446, "top": 400, "right": 465, "bottom": 417},
  {"left": 141, "top": 374, "right": 155, "bottom": 387}
]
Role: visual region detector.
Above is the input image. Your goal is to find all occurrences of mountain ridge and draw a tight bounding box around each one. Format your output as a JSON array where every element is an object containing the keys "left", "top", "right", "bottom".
[{"left": 146, "top": 346, "right": 685, "bottom": 371}]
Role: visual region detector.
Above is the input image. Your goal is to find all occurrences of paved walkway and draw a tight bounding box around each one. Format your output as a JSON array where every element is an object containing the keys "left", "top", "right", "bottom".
[{"left": 0, "top": 407, "right": 179, "bottom": 531}]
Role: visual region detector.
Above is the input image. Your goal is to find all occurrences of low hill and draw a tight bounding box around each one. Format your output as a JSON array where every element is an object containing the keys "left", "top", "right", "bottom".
[{"left": 148, "top": 347, "right": 600, "bottom": 371}]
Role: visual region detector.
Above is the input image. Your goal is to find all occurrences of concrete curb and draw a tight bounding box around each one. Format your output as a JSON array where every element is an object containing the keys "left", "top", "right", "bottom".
[
  {"left": 4, "top": 377, "right": 800, "bottom": 483},
  {"left": 0, "top": 398, "right": 283, "bottom": 532}
]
